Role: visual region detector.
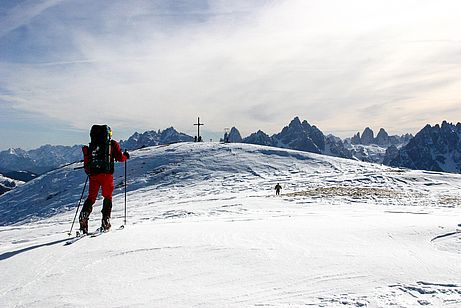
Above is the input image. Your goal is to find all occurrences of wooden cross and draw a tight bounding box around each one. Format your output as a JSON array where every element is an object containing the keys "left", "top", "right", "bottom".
[{"left": 194, "top": 117, "right": 204, "bottom": 142}]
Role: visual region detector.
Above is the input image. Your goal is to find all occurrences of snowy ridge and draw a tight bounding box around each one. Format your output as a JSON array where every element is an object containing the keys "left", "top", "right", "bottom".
[
  {"left": 0, "top": 174, "right": 23, "bottom": 196},
  {"left": 0, "top": 173, "right": 23, "bottom": 187},
  {"left": 347, "top": 144, "right": 388, "bottom": 163},
  {"left": 1, "top": 143, "right": 461, "bottom": 307},
  {"left": 2, "top": 142, "right": 460, "bottom": 226}
]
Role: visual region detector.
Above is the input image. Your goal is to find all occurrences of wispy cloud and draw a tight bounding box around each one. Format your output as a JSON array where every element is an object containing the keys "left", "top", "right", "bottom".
[
  {"left": 1, "top": 0, "right": 461, "bottom": 139},
  {"left": 0, "top": 0, "right": 64, "bottom": 39}
]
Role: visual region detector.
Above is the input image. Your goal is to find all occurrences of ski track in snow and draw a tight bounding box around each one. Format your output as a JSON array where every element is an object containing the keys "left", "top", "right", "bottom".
[{"left": 0, "top": 142, "right": 461, "bottom": 307}]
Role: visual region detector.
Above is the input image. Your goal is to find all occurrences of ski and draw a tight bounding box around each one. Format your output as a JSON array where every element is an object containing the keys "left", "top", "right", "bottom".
[
  {"left": 90, "top": 225, "right": 124, "bottom": 237},
  {"left": 64, "top": 231, "right": 90, "bottom": 245},
  {"left": 65, "top": 225, "right": 124, "bottom": 245},
  {"left": 90, "top": 227, "right": 107, "bottom": 237}
]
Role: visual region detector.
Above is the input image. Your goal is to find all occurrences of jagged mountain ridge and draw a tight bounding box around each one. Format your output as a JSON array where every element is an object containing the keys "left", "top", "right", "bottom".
[
  {"left": 272, "top": 117, "right": 325, "bottom": 154},
  {"left": 242, "top": 130, "right": 273, "bottom": 146},
  {"left": 239, "top": 117, "right": 352, "bottom": 159},
  {"left": 120, "top": 127, "right": 193, "bottom": 150},
  {"left": 349, "top": 127, "right": 413, "bottom": 147},
  {"left": 0, "top": 145, "right": 82, "bottom": 175},
  {"left": 345, "top": 127, "right": 413, "bottom": 163},
  {"left": 388, "top": 121, "right": 461, "bottom": 173}
]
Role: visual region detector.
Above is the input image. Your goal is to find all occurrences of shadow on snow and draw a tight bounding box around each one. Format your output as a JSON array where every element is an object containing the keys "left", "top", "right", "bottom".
[{"left": 0, "top": 238, "right": 68, "bottom": 261}]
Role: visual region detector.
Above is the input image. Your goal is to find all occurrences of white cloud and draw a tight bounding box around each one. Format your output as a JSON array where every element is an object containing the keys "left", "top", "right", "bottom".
[{"left": 1, "top": 0, "right": 461, "bottom": 138}]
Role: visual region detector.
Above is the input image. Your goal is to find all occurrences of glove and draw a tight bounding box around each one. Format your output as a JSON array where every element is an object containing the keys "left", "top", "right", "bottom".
[{"left": 124, "top": 150, "right": 130, "bottom": 159}]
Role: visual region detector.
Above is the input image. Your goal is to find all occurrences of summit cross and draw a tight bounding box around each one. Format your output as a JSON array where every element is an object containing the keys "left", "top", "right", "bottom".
[{"left": 194, "top": 117, "right": 204, "bottom": 142}]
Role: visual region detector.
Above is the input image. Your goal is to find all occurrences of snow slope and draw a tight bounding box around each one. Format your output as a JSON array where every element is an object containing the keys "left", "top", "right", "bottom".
[
  {"left": 0, "top": 142, "right": 460, "bottom": 307},
  {"left": 0, "top": 174, "right": 23, "bottom": 196}
]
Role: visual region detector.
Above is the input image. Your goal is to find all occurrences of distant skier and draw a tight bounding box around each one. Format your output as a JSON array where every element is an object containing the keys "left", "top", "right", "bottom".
[
  {"left": 79, "top": 125, "right": 130, "bottom": 234},
  {"left": 274, "top": 183, "right": 282, "bottom": 196}
]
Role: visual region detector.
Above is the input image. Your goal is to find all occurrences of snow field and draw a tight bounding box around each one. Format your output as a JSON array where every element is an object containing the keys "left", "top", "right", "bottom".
[{"left": 1, "top": 142, "right": 460, "bottom": 307}]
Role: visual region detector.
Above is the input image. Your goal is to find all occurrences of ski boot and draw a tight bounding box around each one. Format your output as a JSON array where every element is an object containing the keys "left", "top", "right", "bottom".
[
  {"left": 78, "top": 212, "right": 89, "bottom": 235},
  {"left": 78, "top": 199, "right": 94, "bottom": 235},
  {"left": 101, "top": 199, "right": 112, "bottom": 232},
  {"left": 101, "top": 216, "right": 111, "bottom": 232}
]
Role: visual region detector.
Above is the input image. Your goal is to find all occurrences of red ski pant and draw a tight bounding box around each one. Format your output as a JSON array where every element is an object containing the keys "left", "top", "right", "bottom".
[{"left": 86, "top": 173, "right": 114, "bottom": 203}]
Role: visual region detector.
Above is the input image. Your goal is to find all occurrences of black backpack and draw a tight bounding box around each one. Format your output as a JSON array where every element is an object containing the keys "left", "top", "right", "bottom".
[{"left": 88, "top": 125, "right": 113, "bottom": 173}]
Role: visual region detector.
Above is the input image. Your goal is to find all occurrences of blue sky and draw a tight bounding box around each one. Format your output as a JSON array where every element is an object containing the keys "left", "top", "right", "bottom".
[{"left": 1, "top": 0, "right": 461, "bottom": 150}]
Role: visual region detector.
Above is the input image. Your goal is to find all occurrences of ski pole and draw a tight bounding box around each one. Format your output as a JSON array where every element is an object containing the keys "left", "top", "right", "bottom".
[
  {"left": 68, "top": 175, "right": 88, "bottom": 236},
  {"left": 124, "top": 159, "right": 127, "bottom": 226}
]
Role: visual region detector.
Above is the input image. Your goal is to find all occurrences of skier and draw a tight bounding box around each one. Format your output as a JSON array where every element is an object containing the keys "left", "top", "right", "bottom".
[
  {"left": 79, "top": 125, "right": 130, "bottom": 234},
  {"left": 274, "top": 183, "right": 282, "bottom": 196}
]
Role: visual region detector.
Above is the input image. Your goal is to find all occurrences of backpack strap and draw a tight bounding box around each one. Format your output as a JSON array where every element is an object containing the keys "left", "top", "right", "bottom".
[{"left": 82, "top": 145, "right": 90, "bottom": 175}]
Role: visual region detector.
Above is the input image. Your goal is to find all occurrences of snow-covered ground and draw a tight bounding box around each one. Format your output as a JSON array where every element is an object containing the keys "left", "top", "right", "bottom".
[{"left": 0, "top": 142, "right": 460, "bottom": 307}]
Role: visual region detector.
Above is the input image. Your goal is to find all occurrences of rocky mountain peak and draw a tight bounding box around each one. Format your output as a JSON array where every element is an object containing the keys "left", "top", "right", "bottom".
[
  {"left": 120, "top": 127, "right": 193, "bottom": 150},
  {"left": 375, "top": 128, "right": 389, "bottom": 146},
  {"left": 348, "top": 127, "right": 413, "bottom": 148},
  {"left": 289, "top": 116, "right": 302, "bottom": 127},
  {"left": 228, "top": 127, "right": 243, "bottom": 143},
  {"left": 351, "top": 132, "right": 361, "bottom": 144},
  {"left": 242, "top": 130, "right": 273, "bottom": 146},
  {"left": 361, "top": 127, "right": 375, "bottom": 145},
  {"left": 377, "top": 128, "right": 388, "bottom": 136},
  {"left": 388, "top": 121, "right": 461, "bottom": 173}
]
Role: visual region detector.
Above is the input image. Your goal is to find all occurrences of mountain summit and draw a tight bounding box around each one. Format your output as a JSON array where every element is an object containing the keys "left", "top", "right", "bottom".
[
  {"left": 272, "top": 117, "right": 325, "bottom": 154},
  {"left": 242, "top": 117, "right": 351, "bottom": 159},
  {"left": 120, "top": 127, "right": 193, "bottom": 150},
  {"left": 350, "top": 128, "right": 412, "bottom": 147},
  {"left": 388, "top": 121, "right": 461, "bottom": 173}
]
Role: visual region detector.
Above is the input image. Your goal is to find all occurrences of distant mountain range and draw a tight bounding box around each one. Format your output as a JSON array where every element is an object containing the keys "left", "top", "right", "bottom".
[
  {"left": 348, "top": 127, "right": 413, "bottom": 147},
  {"left": 343, "top": 127, "right": 413, "bottom": 163},
  {"left": 0, "top": 127, "right": 193, "bottom": 181},
  {"left": 0, "top": 145, "right": 81, "bottom": 175},
  {"left": 0, "top": 119, "right": 459, "bottom": 188},
  {"left": 386, "top": 121, "right": 461, "bottom": 173},
  {"left": 239, "top": 117, "right": 352, "bottom": 159},
  {"left": 120, "top": 127, "right": 194, "bottom": 150}
]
